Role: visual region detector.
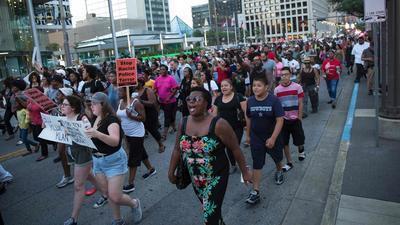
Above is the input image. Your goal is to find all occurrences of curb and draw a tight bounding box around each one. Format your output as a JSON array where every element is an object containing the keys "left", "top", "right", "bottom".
[{"left": 320, "top": 83, "right": 359, "bottom": 225}]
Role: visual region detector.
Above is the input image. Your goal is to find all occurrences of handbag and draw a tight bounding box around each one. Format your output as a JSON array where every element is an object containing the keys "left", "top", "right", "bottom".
[{"left": 175, "top": 153, "right": 191, "bottom": 190}]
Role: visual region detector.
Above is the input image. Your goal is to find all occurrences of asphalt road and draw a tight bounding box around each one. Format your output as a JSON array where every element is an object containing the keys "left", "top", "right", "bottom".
[{"left": 0, "top": 76, "right": 350, "bottom": 225}]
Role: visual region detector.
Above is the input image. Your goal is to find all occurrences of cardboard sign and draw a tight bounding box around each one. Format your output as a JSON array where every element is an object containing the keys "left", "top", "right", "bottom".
[
  {"left": 24, "top": 88, "right": 57, "bottom": 112},
  {"left": 39, "top": 113, "right": 97, "bottom": 149},
  {"left": 116, "top": 58, "right": 137, "bottom": 87},
  {"left": 39, "top": 113, "right": 71, "bottom": 145},
  {"left": 58, "top": 119, "right": 97, "bottom": 149}
]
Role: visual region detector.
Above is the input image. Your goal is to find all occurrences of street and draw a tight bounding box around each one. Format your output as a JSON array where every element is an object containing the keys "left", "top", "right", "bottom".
[{"left": 0, "top": 74, "right": 353, "bottom": 225}]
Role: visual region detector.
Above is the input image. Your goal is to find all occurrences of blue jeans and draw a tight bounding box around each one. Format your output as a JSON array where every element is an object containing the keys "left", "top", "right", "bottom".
[
  {"left": 19, "top": 128, "right": 38, "bottom": 151},
  {"left": 92, "top": 148, "right": 128, "bottom": 178},
  {"left": 325, "top": 79, "right": 339, "bottom": 100}
]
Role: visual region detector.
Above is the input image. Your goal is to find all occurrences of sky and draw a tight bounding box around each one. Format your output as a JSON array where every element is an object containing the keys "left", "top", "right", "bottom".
[{"left": 69, "top": 0, "right": 208, "bottom": 28}]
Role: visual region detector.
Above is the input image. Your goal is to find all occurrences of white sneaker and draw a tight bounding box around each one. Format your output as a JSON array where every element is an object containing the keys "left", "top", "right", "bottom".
[
  {"left": 16, "top": 140, "right": 23, "bottom": 145},
  {"left": 56, "top": 176, "right": 74, "bottom": 188},
  {"left": 132, "top": 199, "right": 142, "bottom": 224}
]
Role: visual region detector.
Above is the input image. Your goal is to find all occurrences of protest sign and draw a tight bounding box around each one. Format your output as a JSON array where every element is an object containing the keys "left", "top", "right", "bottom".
[
  {"left": 39, "top": 113, "right": 97, "bottom": 149},
  {"left": 58, "top": 119, "right": 97, "bottom": 149},
  {"left": 116, "top": 58, "right": 137, "bottom": 87},
  {"left": 39, "top": 113, "right": 71, "bottom": 145},
  {"left": 24, "top": 88, "right": 57, "bottom": 112}
]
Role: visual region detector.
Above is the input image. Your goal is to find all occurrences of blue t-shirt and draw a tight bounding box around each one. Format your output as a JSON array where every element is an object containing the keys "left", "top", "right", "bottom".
[{"left": 246, "top": 93, "right": 284, "bottom": 148}]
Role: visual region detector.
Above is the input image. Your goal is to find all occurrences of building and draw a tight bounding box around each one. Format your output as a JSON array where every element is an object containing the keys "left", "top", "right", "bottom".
[
  {"left": 74, "top": 30, "right": 204, "bottom": 64},
  {"left": 170, "top": 16, "right": 193, "bottom": 36},
  {"left": 0, "top": 0, "right": 71, "bottom": 78},
  {"left": 82, "top": 0, "right": 170, "bottom": 32},
  {"left": 242, "top": 0, "right": 331, "bottom": 42},
  {"left": 192, "top": 3, "right": 211, "bottom": 30},
  {"left": 209, "top": 0, "right": 242, "bottom": 28}
]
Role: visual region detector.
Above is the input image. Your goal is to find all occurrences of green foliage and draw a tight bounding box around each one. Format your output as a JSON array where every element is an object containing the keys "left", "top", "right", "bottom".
[
  {"left": 46, "top": 43, "right": 60, "bottom": 51},
  {"left": 192, "top": 30, "right": 203, "bottom": 37},
  {"left": 329, "top": 0, "right": 364, "bottom": 17}
]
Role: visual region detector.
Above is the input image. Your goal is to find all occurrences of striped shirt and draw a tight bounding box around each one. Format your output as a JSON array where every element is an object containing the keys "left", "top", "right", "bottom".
[{"left": 274, "top": 82, "right": 304, "bottom": 120}]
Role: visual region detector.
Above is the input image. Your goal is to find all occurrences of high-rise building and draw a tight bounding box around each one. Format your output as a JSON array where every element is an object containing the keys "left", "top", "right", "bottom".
[
  {"left": 209, "top": 0, "right": 242, "bottom": 28},
  {"left": 242, "top": 0, "right": 330, "bottom": 41},
  {"left": 192, "top": 3, "right": 210, "bottom": 30},
  {"left": 83, "top": 0, "right": 170, "bottom": 32}
]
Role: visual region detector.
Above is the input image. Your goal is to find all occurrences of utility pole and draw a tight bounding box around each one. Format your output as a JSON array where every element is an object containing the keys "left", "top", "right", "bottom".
[
  {"left": 213, "top": 0, "right": 220, "bottom": 46},
  {"left": 59, "top": 0, "right": 72, "bottom": 66},
  {"left": 26, "top": 0, "right": 42, "bottom": 65},
  {"left": 107, "top": 0, "right": 119, "bottom": 59}
]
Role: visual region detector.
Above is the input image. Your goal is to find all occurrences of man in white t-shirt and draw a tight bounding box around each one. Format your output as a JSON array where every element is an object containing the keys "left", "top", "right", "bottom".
[
  {"left": 283, "top": 51, "right": 300, "bottom": 82},
  {"left": 351, "top": 35, "right": 370, "bottom": 83}
]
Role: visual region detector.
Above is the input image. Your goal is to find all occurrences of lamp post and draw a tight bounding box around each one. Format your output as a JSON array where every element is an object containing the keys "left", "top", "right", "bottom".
[
  {"left": 26, "top": 0, "right": 42, "bottom": 65},
  {"left": 58, "top": 0, "right": 72, "bottom": 67},
  {"left": 107, "top": 0, "right": 119, "bottom": 59}
]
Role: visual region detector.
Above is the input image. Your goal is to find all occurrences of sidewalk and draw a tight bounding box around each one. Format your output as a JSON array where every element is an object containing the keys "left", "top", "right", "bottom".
[{"left": 322, "top": 78, "right": 400, "bottom": 225}]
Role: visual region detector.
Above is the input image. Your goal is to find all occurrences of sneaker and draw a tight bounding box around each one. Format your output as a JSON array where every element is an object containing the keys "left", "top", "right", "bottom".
[
  {"left": 275, "top": 171, "right": 284, "bottom": 185},
  {"left": 142, "top": 168, "right": 157, "bottom": 180},
  {"left": 111, "top": 219, "right": 126, "bottom": 225},
  {"left": 245, "top": 190, "right": 260, "bottom": 204},
  {"left": 64, "top": 217, "right": 77, "bottom": 225},
  {"left": 132, "top": 199, "right": 143, "bottom": 224},
  {"left": 332, "top": 102, "right": 336, "bottom": 109},
  {"left": 85, "top": 187, "right": 97, "bottom": 196},
  {"left": 302, "top": 113, "right": 308, "bottom": 119},
  {"left": 56, "top": 176, "right": 74, "bottom": 188},
  {"left": 16, "top": 140, "right": 23, "bottom": 145},
  {"left": 93, "top": 196, "right": 108, "bottom": 209},
  {"left": 229, "top": 165, "right": 237, "bottom": 174},
  {"left": 123, "top": 184, "right": 135, "bottom": 193},
  {"left": 298, "top": 152, "right": 306, "bottom": 161},
  {"left": 282, "top": 163, "right": 293, "bottom": 172},
  {"left": 327, "top": 100, "right": 333, "bottom": 104},
  {"left": 36, "top": 155, "right": 48, "bottom": 161}
]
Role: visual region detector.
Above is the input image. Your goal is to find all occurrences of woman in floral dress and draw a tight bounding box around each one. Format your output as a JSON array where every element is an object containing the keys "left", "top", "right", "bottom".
[{"left": 168, "top": 87, "right": 252, "bottom": 225}]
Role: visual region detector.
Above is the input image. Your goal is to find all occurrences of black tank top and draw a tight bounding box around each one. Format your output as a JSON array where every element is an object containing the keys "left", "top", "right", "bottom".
[{"left": 300, "top": 68, "right": 316, "bottom": 86}]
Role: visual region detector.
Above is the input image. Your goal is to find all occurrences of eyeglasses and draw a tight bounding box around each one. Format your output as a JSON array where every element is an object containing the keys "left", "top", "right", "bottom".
[
  {"left": 61, "top": 103, "right": 70, "bottom": 107},
  {"left": 186, "top": 96, "right": 203, "bottom": 103}
]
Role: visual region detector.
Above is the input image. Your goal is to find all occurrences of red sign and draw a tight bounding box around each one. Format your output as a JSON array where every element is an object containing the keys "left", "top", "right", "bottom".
[
  {"left": 116, "top": 58, "right": 137, "bottom": 87},
  {"left": 24, "top": 88, "right": 57, "bottom": 112}
]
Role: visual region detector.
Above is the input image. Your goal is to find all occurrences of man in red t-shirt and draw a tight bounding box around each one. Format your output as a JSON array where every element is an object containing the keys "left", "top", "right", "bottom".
[
  {"left": 214, "top": 59, "right": 230, "bottom": 85},
  {"left": 322, "top": 50, "right": 342, "bottom": 109}
]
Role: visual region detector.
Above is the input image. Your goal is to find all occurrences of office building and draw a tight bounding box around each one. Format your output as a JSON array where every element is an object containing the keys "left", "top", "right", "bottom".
[
  {"left": 242, "top": 0, "right": 331, "bottom": 41},
  {"left": 209, "top": 0, "right": 242, "bottom": 28},
  {"left": 192, "top": 3, "right": 211, "bottom": 30},
  {"left": 83, "top": 0, "right": 170, "bottom": 32}
]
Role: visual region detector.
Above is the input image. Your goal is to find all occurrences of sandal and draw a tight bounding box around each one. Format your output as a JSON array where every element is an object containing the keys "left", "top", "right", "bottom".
[{"left": 158, "top": 145, "right": 166, "bottom": 153}]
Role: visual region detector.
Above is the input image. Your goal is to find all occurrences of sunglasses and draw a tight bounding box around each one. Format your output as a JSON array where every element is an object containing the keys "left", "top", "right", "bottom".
[{"left": 186, "top": 96, "right": 203, "bottom": 103}]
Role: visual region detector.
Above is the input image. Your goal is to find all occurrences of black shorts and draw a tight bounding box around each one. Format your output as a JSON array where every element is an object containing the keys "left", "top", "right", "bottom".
[
  {"left": 250, "top": 137, "right": 283, "bottom": 170},
  {"left": 125, "top": 136, "right": 148, "bottom": 167},
  {"left": 282, "top": 119, "right": 305, "bottom": 146}
]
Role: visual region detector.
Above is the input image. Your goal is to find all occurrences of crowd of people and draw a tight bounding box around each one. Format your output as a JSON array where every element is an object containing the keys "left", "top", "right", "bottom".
[{"left": 0, "top": 32, "right": 374, "bottom": 225}]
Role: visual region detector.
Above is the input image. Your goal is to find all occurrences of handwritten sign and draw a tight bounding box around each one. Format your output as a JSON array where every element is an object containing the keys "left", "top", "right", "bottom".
[
  {"left": 39, "top": 113, "right": 71, "bottom": 145},
  {"left": 24, "top": 88, "right": 57, "bottom": 112},
  {"left": 59, "top": 119, "right": 97, "bottom": 149},
  {"left": 116, "top": 58, "right": 137, "bottom": 87},
  {"left": 39, "top": 113, "right": 97, "bottom": 149}
]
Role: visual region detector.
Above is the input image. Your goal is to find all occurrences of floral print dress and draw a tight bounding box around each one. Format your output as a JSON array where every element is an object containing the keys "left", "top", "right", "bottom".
[{"left": 180, "top": 116, "right": 229, "bottom": 225}]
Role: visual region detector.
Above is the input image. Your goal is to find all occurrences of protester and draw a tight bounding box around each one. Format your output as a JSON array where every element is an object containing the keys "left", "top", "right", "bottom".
[
  {"left": 15, "top": 96, "right": 39, "bottom": 156},
  {"left": 274, "top": 67, "right": 306, "bottom": 172},
  {"left": 85, "top": 92, "right": 142, "bottom": 225},
  {"left": 361, "top": 41, "right": 375, "bottom": 95},
  {"left": 351, "top": 35, "right": 370, "bottom": 83},
  {"left": 62, "top": 95, "right": 99, "bottom": 225},
  {"left": 117, "top": 88, "right": 156, "bottom": 193},
  {"left": 322, "top": 50, "right": 342, "bottom": 109},
  {"left": 106, "top": 71, "right": 119, "bottom": 112},
  {"left": 154, "top": 64, "right": 179, "bottom": 140},
  {"left": 168, "top": 87, "right": 252, "bottom": 224},
  {"left": 213, "top": 79, "right": 247, "bottom": 174},
  {"left": 298, "top": 57, "right": 320, "bottom": 115},
  {"left": 178, "top": 67, "right": 193, "bottom": 117}
]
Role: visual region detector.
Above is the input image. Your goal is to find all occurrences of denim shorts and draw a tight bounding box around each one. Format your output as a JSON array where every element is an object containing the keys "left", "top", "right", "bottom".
[{"left": 92, "top": 148, "right": 128, "bottom": 178}]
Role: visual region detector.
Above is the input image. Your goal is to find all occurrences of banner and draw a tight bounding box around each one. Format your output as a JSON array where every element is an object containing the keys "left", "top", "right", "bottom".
[
  {"left": 116, "top": 58, "right": 137, "bottom": 87},
  {"left": 24, "top": 88, "right": 57, "bottom": 112},
  {"left": 39, "top": 113, "right": 97, "bottom": 149}
]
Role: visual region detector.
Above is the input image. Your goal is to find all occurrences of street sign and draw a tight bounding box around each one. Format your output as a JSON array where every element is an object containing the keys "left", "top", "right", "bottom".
[
  {"left": 116, "top": 58, "right": 138, "bottom": 87},
  {"left": 364, "top": 0, "right": 386, "bottom": 23}
]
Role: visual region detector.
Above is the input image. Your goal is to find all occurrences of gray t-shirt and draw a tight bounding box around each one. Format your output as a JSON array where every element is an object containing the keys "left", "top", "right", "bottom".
[{"left": 262, "top": 59, "right": 276, "bottom": 74}]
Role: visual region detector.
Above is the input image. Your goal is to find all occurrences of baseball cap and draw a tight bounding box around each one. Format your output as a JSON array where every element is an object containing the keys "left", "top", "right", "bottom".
[
  {"left": 56, "top": 69, "right": 66, "bottom": 77},
  {"left": 91, "top": 92, "right": 108, "bottom": 104}
]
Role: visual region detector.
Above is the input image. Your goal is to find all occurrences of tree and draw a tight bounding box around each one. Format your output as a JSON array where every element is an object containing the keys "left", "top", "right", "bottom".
[
  {"left": 192, "top": 30, "right": 203, "bottom": 37},
  {"left": 328, "top": 0, "right": 364, "bottom": 17}
]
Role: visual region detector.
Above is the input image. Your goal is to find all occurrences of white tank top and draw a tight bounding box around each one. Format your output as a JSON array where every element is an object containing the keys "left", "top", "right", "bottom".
[{"left": 116, "top": 99, "right": 145, "bottom": 137}]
